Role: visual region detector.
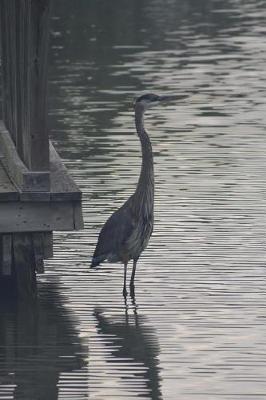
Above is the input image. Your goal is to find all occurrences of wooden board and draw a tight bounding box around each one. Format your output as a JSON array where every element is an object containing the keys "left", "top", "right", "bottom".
[
  {"left": 15, "top": 143, "right": 82, "bottom": 202},
  {"left": 50, "top": 142, "right": 82, "bottom": 201},
  {"left": 26, "top": 0, "right": 51, "bottom": 171},
  {"left": 0, "top": 139, "right": 83, "bottom": 232},
  {"left": 0, "top": 201, "right": 83, "bottom": 232},
  {"left": 1, "top": 234, "right": 12, "bottom": 276},
  {"left": 0, "top": 121, "right": 50, "bottom": 191},
  {"left": 0, "top": 160, "right": 19, "bottom": 201},
  {"left": 0, "top": 124, "right": 82, "bottom": 203},
  {"left": 13, "top": 233, "right": 36, "bottom": 297},
  {"left": 0, "top": 231, "right": 53, "bottom": 283},
  {"left": 42, "top": 232, "right": 53, "bottom": 259},
  {"left": 0, "top": 0, "right": 51, "bottom": 172},
  {"left": 32, "top": 233, "right": 45, "bottom": 273}
]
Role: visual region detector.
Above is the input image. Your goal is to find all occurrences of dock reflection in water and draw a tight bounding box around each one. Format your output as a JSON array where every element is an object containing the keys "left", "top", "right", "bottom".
[{"left": 0, "top": 284, "right": 87, "bottom": 400}]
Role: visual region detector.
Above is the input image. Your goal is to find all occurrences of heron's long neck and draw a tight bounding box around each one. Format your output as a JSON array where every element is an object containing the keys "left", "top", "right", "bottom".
[{"left": 134, "top": 107, "right": 154, "bottom": 214}]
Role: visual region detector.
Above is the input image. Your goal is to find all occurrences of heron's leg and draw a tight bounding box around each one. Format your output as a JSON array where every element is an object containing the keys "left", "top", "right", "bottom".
[
  {"left": 130, "top": 259, "right": 137, "bottom": 296},
  {"left": 123, "top": 262, "right": 128, "bottom": 297}
]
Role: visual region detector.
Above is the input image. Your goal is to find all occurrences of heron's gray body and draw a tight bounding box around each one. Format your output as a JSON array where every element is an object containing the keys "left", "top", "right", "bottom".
[
  {"left": 91, "top": 192, "right": 153, "bottom": 267},
  {"left": 91, "top": 93, "right": 173, "bottom": 296},
  {"left": 91, "top": 103, "right": 154, "bottom": 268}
]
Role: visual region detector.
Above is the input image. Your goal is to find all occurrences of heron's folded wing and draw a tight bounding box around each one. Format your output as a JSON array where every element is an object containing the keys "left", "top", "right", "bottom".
[{"left": 92, "top": 204, "right": 135, "bottom": 261}]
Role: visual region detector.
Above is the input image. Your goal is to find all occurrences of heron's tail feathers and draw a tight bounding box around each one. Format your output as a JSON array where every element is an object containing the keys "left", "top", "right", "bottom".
[{"left": 90, "top": 254, "right": 106, "bottom": 268}]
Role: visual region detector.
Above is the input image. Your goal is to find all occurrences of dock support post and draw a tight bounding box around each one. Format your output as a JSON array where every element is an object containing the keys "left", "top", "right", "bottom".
[
  {"left": 0, "top": 232, "right": 53, "bottom": 298},
  {"left": 13, "top": 233, "right": 37, "bottom": 298}
]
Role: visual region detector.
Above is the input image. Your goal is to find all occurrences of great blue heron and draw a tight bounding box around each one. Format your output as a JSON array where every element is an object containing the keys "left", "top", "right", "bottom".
[{"left": 91, "top": 93, "right": 176, "bottom": 297}]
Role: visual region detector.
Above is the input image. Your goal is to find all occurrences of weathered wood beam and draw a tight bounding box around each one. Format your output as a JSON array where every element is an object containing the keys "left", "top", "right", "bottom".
[
  {"left": 0, "top": 0, "right": 14, "bottom": 137},
  {"left": 0, "top": 0, "right": 51, "bottom": 172},
  {"left": 0, "top": 201, "right": 83, "bottom": 233},
  {"left": 49, "top": 142, "right": 82, "bottom": 201},
  {"left": 42, "top": 232, "right": 53, "bottom": 259},
  {"left": 26, "top": 0, "right": 51, "bottom": 171},
  {"left": 0, "top": 232, "right": 53, "bottom": 284},
  {"left": 0, "top": 121, "right": 50, "bottom": 191},
  {"left": 32, "top": 233, "right": 45, "bottom": 273},
  {"left": 13, "top": 233, "right": 36, "bottom": 297},
  {"left": 1, "top": 234, "right": 12, "bottom": 276},
  {"left": 0, "top": 159, "right": 19, "bottom": 201},
  {"left": 0, "top": 232, "right": 38, "bottom": 298},
  {"left": 0, "top": 135, "right": 84, "bottom": 232},
  {"left": 0, "top": 122, "right": 84, "bottom": 204}
]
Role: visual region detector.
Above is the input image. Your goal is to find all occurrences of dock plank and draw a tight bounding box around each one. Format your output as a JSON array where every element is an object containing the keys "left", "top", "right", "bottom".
[
  {"left": 0, "top": 201, "right": 77, "bottom": 232},
  {"left": 17, "top": 142, "right": 82, "bottom": 202},
  {"left": 50, "top": 142, "right": 82, "bottom": 201},
  {"left": 0, "top": 120, "right": 50, "bottom": 192},
  {"left": 0, "top": 134, "right": 82, "bottom": 202},
  {"left": 0, "top": 160, "right": 19, "bottom": 201}
]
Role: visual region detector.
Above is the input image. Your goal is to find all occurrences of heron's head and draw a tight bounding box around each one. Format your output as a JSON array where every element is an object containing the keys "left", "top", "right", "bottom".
[{"left": 134, "top": 93, "right": 183, "bottom": 112}]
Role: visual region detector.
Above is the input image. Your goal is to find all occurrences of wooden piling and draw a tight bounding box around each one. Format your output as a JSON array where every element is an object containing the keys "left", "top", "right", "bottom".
[
  {"left": 0, "top": 0, "right": 83, "bottom": 298},
  {"left": 0, "top": 231, "right": 56, "bottom": 298},
  {"left": 0, "top": 0, "right": 51, "bottom": 172}
]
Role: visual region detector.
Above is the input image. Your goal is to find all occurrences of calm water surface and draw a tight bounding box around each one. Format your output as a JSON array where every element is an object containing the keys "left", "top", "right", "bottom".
[{"left": 1, "top": 0, "right": 266, "bottom": 399}]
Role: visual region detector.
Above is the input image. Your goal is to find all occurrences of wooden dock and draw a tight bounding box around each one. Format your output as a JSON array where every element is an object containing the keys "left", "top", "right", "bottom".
[{"left": 0, "top": 0, "right": 83, "bottom": 297}]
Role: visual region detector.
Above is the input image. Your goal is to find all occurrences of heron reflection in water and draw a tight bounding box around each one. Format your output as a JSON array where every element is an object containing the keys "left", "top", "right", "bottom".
[
  {"left": 91, "top": 94, "right": 180, "bottom": 296},
  {"left": 94, "top": 306, "right": 162, "bottom": 400}
]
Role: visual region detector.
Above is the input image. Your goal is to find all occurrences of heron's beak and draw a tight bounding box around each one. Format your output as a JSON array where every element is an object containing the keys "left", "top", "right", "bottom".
[{"left": 158, "top": 94, "right": 187, "bottom": 102}]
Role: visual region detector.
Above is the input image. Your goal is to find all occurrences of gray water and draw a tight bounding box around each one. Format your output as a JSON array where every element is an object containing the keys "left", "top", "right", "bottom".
[{"left": 1, "top": 0, "right": 266, "bottom": 399}]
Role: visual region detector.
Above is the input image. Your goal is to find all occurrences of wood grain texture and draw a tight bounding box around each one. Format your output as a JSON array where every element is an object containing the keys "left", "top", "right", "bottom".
[
  {"left": 42, "top": 231, "right": 53, "bottom": 259},
  {"left": 1, "top": 234, "right": 12, "bottom": 276},
  {"left": 73, "top": 201, "right": 84, "bottom": 230},
  {"left": 27, "top": 0, "right": 51, "bottom": 171},
  {"left": 0, "top": 120, "right": 50, "bottom": 191},
  {"left": 0, "top": 160, "right": 19, "bottom": 201},
  {"left": 0, "top": 124, "right": 83, "bottom": 203},
  {"left": 0, "top": 201, "right": 77, "bottom": 232},
  {"left": 50, "top": 142, "right": 82, "bottom": 201},
  {"left": 32, "top": 233, "right": 45, "bottom": 273},
  {"left": 13, "top": 233, "right": 36, "bottom": 297},
  {"left": 0, "top": 1, "right": 8, "bottom": 129},
  {"left": 0, "top": 0, "right": 51, "bottom": 171}
]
